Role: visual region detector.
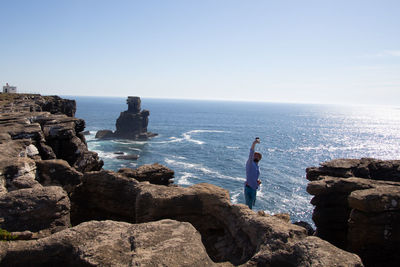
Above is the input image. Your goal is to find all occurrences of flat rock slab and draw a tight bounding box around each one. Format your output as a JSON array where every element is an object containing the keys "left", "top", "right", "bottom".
[
  {"left": 349, "top": 185, "right": 400, "bottom": 212},
  {"left": 0, "top": 219, "right": 216, "bottom": 266}
]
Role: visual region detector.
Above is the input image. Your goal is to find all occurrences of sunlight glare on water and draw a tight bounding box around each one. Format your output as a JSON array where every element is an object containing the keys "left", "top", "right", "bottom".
[{"left": 75, "top": 97, "right": 400, "bottom": 224}]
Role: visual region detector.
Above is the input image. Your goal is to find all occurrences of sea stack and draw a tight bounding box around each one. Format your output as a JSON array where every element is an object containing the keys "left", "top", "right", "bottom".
[{"left": 96, "top": 96, "right": 157, "bottom": 140}]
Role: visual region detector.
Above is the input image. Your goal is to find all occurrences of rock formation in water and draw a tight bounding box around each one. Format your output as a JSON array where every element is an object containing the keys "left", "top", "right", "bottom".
[
  {"left": 0, "top": 94, "right": 365, "bottom": 266},
  {"left": 95, "top": 96, "right": 157, "bottom": 140},
  {"left": 306, "top": 158, "right": 400, "bottom": 267}
]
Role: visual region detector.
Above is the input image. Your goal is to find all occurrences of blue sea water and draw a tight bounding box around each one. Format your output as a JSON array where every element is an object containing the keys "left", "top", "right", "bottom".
[{"left": 73, "top": 96, "right": 400, "bottom": 224}]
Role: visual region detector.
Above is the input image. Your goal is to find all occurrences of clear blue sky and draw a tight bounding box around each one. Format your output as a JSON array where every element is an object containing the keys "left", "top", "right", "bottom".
[{"left": 1, "top": 0, "right": 399, "bottom": 105}]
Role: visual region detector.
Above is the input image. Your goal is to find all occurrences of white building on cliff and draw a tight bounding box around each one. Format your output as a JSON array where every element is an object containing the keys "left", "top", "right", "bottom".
[{"left": 2, "top": 83, "right": 17, "bottom": 93}]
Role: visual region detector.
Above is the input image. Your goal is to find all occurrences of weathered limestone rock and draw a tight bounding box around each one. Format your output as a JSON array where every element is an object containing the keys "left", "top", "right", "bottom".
[
  {"left": 0, "top": 111, "right": 103, "bottom": 173},
  {"left": 307, "top": 158, "right": 400, "bottom": 266},
  {"left": 118, "top": 163, "right": 174, "bottom": 185},
  {"left": 0, "top": 157, "right": 40, "bottom": 193},
  {"left": 0, "top": 95, "right": 365, "bottom": 266},
  {"left": 0, "top": 186, "right": 70, "bottom": 235},
  {"left": 306, "top": 158, "right": 400, "bottom": 182},
  {"left": 0, "top": 220, "right": 215, "bottom": 266},
  {"left": 0, "top": 94, "right": 76, "bottom": 117},
  {"left": 244, "top": 236, "right": 363, "bottom": 267},
  {"left": 0, "top": 95, "right": 103, "bottom": 241},
  {"left": 95, "top": 96, "right": 157, "bottom": 140},
  {"left": 71, "top": 169, "right": 363, "bottom": 266},
  {"left": 36, "top": 159, "right": 83, "bottom": 194},
  {"left": 71, "top": 170, "right": 140, "bottom": 224}
]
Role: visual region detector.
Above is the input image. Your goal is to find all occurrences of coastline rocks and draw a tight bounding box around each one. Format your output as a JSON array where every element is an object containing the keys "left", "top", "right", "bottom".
[
  {"left": 0, "top": 94, "right": 102, "bottom": 239},
  {"left": 0, "top": 111, "right": 103, "bottom": 173},
  {"left": 0, "top": 94, "right": 76, "bottom": 117},
  {"left": 95, "top": 129, "right": 114, "bottom": 139},
  {"left": 0, "top": 185, "right": 70, "bottom": 235},
  {"left": 306, "top": 158, "right": 400, "bottom": 266},
  {"left": 71, "top": 169, "right": 363, "bottom": 266},
  {"left": 36, "top": 159, "right": 83, "bottom": 194},
  {"left": 71, "top": 170, "right": 140, "bottom": 224},
  {"left": 0, "top": 220, "right": 215, "bottom": 266},
  {"left": 0, "top": 95, "right": 365, "bottom": 266},
  {"left": 118, "top": 163, "right": 174, "bottom": 185},
  {"left": 306, "top": 158, "right": 400, "bottom": 182},
  {"left": 95, "top": 96, "right": 157, "bottom": 140}
]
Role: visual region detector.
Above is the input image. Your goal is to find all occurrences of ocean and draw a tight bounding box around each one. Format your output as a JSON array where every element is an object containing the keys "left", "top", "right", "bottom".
[{"left": 73, "top": 96, "right": 400, "bottom": 224}]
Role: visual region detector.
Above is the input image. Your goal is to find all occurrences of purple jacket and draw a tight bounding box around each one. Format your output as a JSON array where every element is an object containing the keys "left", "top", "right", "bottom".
[{"left": 245, "top": 148, "right": 260, "bottom": 190}]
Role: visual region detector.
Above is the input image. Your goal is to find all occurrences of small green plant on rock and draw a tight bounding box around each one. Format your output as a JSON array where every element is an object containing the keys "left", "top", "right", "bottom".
[{"left": 0, "top": 228, "right": 18, "bottom": 241}]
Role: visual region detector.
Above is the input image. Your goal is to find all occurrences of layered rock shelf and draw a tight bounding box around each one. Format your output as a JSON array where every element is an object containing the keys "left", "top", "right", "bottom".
[
  {"left": 0, "top": 94, "right": 366, "bottom": 266},
  {"left": 307, "top": 158, "right": 400, "bottom": 266},
  {"left": 96, "top": 96, "right": 157, "bottom": 140}
]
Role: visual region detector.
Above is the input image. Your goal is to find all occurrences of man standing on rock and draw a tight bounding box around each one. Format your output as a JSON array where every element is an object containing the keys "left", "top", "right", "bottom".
[{"left": 244, "top": 137, "right": 262, "bottom": 209}]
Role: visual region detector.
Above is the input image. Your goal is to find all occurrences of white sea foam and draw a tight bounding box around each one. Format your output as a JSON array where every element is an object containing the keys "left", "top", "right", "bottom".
[
  {"left": 171, "top": 155, "right": 187, "bottom": 160},
  {"left": 226, "top": 146, "right": 239, "bottom": 149},
  {"left": 230, "top": 191, "right": 241, "bottom": 204},
  {"left": 128, "top": 147, "right": 142, "bottom": 151},
  {"left": 112, "top": 140, "right": 147, "bottom": 145},
  {"left": 178, "top": 172, "right": 194, "bottom": 186},
  {"left": 159, "top": 130, "right": 227, "bottom": 145},
  {"left": 182, "top": 131, "right": 204, "bottom": 145},
  {"left": 165, "top": 158, "right": 245, "bottom": 182},
  {"left": 94, "top": 150, "right": 119, "bottom": 159}
]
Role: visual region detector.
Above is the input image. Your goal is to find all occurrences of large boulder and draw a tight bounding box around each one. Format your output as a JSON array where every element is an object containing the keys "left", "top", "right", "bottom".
[
  {"left": 36, "top": 159, "right": 83, "bottom": 194},
  {"left": 0, "top": 220, "right": 216, "bottom": 266},
  {"left": 0, "top": 185, "right": 70, "bottom": 235},
  {"left": 244, "top": 236, "right": 363, "bottom": 267},
  {"left": 71, "top": 170, "right": 140, "bottom": 224},
  {"left": 0, "top": 157, "right": 40, "bottom": 194},
  {"left": 118, "top": 163, "right": 174, "bottom": 185}
]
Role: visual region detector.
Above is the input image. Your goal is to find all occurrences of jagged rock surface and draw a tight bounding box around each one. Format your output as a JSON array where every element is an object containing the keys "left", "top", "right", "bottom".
[
  {"left": 0, "top": 220, "right": 215, "bottom": 266},
  {"left": 0, "top": 94, "right": 76, "bottom": 117},
  {"left": 95, "top": 96, "right": 157, "bottom": 140},
  {"left": 307, "top": 158, "right": 400, "bottom": 267},
  {"left": 0, "top": 111, "right": 103, "bottom": 173},
  {"left": 0, "top": 94, "right": 102, "bottom": 239},
  {"left": 36, "top": 159, "right": 83, "bottom": 194},
  {"left": 0, "top": 185, "right": 70, "bottom": 235},
  {"left": 71, "top": 169, "right": 363, "bottom": 266}
]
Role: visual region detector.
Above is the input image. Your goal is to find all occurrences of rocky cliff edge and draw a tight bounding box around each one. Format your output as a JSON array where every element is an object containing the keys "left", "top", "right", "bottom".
[{"left": 0, "top": 94, "right": 363, "bottom": 266}]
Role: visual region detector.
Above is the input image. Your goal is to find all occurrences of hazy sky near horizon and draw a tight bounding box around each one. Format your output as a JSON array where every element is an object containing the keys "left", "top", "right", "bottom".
[{"left": 1, "top": 0, "right": 399, "bottom": 105}]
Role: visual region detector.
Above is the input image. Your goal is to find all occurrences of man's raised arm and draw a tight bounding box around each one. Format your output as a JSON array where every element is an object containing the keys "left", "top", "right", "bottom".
[{"left": 249, "top": 138, "right": 260, "bottom": 160}]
